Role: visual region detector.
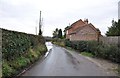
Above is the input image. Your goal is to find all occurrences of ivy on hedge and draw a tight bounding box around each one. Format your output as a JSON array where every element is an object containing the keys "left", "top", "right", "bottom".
[
  {"left": 2, "top": 28, "right": 45, "bottom": 61},
  {"left": 2, "top": 28, "right": 47, "bottom": 77}
]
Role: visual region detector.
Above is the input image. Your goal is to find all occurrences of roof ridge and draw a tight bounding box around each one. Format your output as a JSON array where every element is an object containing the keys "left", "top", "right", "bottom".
[
  {"left": 69, "top": 23, "right": 101, "bottom": 35},
  {"left": 71, "top": 19, "right": 85, "bottom": 27}
]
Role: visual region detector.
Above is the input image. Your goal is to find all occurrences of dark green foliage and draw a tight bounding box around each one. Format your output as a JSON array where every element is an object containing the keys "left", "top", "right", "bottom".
[
  {"left": 58, "top": 29, "right": 62, "bottom": 38},
  {"left": 38, "top": 29, "right": 42, "bottom": 35},
  {"left": 2, "top": 29, "right": 45, "bottom": 61},
  {"left": 106, "top": 19, "right": 120, "bottom": 36},
  {"left": 65, "top": 39, "right": 120, "bottom": 63},
  {"left": 118, "top": 20, "right": 120, "bottom": 35},
  {"left": 52, "top": 28, "right": 63, "bottom": 39},
  {"left": 65, "top": 39, "right": 71, "bottom": 47},
  {"left": 2, "top": 28, "right": 47, "bottom": 77},
  {"left": 52, "top": 28, "right": 59, "bottom": 38}
]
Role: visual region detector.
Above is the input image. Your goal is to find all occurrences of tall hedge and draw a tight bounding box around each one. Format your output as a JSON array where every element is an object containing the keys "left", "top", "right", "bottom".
[
  {"left": 2, "top": 28, "right": 47, "bottom": 77},
  {"left": 2, "top": 28, "right": 45, "bottom": 61}
]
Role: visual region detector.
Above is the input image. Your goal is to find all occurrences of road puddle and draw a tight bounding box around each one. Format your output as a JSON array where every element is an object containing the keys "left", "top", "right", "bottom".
[{"left": 45, "top": 42, "right": 53, "bottom": 57}]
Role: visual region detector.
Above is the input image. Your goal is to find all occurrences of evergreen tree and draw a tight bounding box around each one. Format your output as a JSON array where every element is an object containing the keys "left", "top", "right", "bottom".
[
  {"left": 39, "top": 29, "right": 42, "bottom": 35},
  {"left": 106, "top": 19, "right": 120, "bottom": 36},
  {"left": 58, "top": 29, "right": 62, "bottom": 38},
  {"left": 117, "top": 19, "right": 120, "bottom": 35},
  {"left": 64, "top": 26, "right": 70, "bottom": 38},
  {"left": 52, "top": 28, "right": 59, "bottom": 38}
]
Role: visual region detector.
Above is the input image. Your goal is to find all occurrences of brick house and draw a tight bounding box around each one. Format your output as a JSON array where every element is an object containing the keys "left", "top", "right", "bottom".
[{"left": 65, "top": 19, "right": 101, "bottom": 41}]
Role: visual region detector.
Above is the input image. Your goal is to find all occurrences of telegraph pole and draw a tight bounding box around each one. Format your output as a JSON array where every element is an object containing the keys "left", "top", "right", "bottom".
[
  {"left": 39, "top": 11, "right": 42, "bottom": 35},
  {"left": 35, "top": 26, "right": 37, "bottom": 35},
  {"left": 39, "top": 11, "right": 41, "bottom": 30}
]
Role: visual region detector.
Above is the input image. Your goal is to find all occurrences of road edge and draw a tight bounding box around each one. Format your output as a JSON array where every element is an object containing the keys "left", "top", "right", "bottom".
[
  {"left": 16, "top": 48, "right": 52, "bottom": 77},
  {"left": 63, "top": 47, "right": 118, "bottom": 76}
]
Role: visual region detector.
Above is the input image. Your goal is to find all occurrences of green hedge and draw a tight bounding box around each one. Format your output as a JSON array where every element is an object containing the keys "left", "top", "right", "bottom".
[
  {"left": 65, "top": 39, "right": 120, "bottom": 63},
  {"left": 2, "top": 28, "right": 47, "bottom": 78}
]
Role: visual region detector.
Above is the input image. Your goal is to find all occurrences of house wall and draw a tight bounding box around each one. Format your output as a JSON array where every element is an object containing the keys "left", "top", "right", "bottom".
[
  {"left": 70, "top": 26, "right": 98, "bottom": 41},
  {"left": 72, "top": 21, "right": 85, "bottom": 31},
  {"left": 66, "top": 20, "right": 85, "bottom": 39},
  {"left": 66, "top": 29, "right": 73, "bottom": 39}
]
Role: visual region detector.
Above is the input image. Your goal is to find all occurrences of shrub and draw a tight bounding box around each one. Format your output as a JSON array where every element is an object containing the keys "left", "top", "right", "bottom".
[
  {"left": 86, "top": 41, "right": 99, "bottom": 54},
  {"left": 2, "top": 61, "right": 16, "bottom": 77},
  {"left": 52, "top": 38, "right": 65, "bottom": 47},
  {"left": 108, "top": 45, "right": 120, "bottom": 63},
  {"left": 94, "top": 44, "right": 108, "bottom": 58},
  {"left": 65, "top": 39, "right": 72, "bottom": 47},
  {"left": 77, "top": 41, "right": 88, "bottom": 52}
]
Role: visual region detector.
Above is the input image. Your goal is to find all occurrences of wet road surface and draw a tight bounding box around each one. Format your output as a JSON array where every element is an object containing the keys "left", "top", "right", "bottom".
[{"left": 22, "top": 42, "right": 116, "bottom": 76}]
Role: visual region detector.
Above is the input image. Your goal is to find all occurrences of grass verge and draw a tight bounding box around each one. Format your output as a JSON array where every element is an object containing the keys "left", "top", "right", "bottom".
[
  {"left": 80, "top": 52, "right": 94, "bottom": 57},
  {"left": 2, "top": 44, "right": 47, "bottom": 78}
]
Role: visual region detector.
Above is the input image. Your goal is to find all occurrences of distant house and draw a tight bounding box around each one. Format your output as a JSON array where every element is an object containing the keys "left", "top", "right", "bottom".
[{"left": 65, "top": 19, "right": 101, "bottom": 41}]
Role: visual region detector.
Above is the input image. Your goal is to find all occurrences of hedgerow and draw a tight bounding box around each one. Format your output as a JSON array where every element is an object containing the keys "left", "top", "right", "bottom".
[
  {"left": 2, "top": 28, "right": 47, "bottom": 78},
  {"left": 64, "top": 39, "right": 120, "bottom": 63}
]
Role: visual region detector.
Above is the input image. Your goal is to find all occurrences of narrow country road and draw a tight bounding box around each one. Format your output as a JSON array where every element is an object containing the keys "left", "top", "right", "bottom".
[{"left": 22, "top": 42, "right": 116, "bottom": 76}]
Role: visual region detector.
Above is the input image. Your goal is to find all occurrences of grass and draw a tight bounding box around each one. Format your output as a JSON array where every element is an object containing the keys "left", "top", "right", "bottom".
[
  {"left": 80, "top": 52, "right": 94, "bottom": 57},
  {"left": 52, "top": 41, "right": 65, "bottom": 47},
  {"left": 2, "top": 44, "right": 47, "bottom": 78},
  {"left": 66, "top": 47, "right": 74, "bottom": 51}
]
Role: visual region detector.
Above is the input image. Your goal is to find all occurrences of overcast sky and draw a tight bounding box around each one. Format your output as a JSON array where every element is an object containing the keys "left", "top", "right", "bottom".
[{"left": 0, "top": 0, "right": 119, "bottom": 37}]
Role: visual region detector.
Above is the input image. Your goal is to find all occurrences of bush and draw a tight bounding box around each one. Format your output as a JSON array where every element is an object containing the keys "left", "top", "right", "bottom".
[
  {"left": 94, "top": 44, "right": 109, "bottom": 58},
  {"left": 2, "top": 61, "right": 16, "bottom": 77},
  {"left": 52, "top": 38, "right": 65, "bottom": 47},
  {"left": 108, "top": 45, "right": 120, "bottom": 63},
  {"left": 65, "top": 39, "right": 72, "bottom": 47}
]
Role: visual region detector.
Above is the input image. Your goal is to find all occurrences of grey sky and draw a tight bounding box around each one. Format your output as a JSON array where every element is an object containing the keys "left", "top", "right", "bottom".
[
  {"left": 0, "top": 0, "right": 118, "bottom": 37},
  {"left": 118, "top": 1, "right": 120, "bottom": 19}
]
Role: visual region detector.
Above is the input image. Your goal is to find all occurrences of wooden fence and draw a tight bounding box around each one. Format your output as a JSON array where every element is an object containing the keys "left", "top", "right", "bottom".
[{"left": 99, "top": 36, "right": 120, "bottom": 46}]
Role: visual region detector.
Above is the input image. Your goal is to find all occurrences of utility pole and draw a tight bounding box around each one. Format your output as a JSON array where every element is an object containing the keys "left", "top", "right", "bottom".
[
  {"left": 39, "top": 11, "right": 42, "bottom": 35},
  {"left": 39, "top": 11, "right": 41, "bottom": 30},
  {"left": 35, "top": 26, "right": 37, "bottom": 35}
]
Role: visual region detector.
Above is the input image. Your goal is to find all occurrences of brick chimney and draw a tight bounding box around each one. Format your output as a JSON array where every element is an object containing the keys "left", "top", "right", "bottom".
[{"left": 84, "top": 19, "right": 88, "bottom": 24}]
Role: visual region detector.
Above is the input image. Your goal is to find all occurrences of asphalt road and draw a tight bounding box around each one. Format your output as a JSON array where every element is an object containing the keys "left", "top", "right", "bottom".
[{"left": 22, "top": 42, "right": 116, "bottom": 76}]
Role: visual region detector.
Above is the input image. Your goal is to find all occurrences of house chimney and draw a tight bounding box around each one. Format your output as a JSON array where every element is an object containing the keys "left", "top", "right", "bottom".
[{"left": 84, "top": 19, "right": 88, "bottom": 24}]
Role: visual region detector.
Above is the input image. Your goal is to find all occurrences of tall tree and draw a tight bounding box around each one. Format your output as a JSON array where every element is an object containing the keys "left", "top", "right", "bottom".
[
  {"left": 64, "top": 26, "right": 70, "bottom": 38},
  {"left": 58, "top": 29, "right": 62, "bottom": 38},
  {"left": 52, "top": 28, "right": 59, "bottom": 38},
  {"left": 117, "top": 19, "right": 120, "bottom": 35},
  {"left": 106, "top": 19, "right": 120, "bottom": 36},
  {"left": 39, "top": 29, "right": 42, "bottom": 35}
]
